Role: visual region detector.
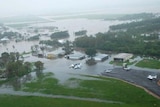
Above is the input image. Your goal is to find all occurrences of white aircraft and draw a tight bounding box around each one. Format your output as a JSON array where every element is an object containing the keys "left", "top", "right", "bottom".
[
  {"left": 123, "top": 67, "right": 131, "bottom": 71},
  {"left": 123, "top": 63, "right": 131, "bottom": 71},
  {"left": 70, "top": 63, "right": 82, "bottom": 69},
  {"left": 104, "top": 69, "right": 112, "bottom": 73},
  {"left": 147, "top": 75, "right": 157, "bottom": 80}
]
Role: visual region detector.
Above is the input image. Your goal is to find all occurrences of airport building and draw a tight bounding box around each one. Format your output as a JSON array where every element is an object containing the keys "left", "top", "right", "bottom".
[
  {"left": 113, "top": 53, "right": 133, "bottom": 62},
  {"left": 93, "top": 53, "right": 108, "bottom": 62}
]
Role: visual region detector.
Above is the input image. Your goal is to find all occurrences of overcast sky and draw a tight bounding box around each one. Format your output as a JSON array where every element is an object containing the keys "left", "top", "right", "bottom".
[{"left": 0, "top": 0, "right": 160, "bottom": 16}]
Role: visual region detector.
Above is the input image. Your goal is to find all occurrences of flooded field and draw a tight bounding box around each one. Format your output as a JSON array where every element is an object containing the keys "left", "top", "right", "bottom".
[
  {"left": 30, "top": 18, "right": 125, "bottom": 41},
  {"left": 1, "top": 18, "right": 160, "bottom": 98},
  {"left": 0, "top": 18, "right": 118, "bottom": 90}
]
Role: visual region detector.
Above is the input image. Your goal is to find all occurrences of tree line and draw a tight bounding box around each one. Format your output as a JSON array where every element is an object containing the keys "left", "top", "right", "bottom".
[
  {"left": 109, "top": 17, "right": 160, "bottom": 34},
  {"left": 0, "top": 52, "right": 44, "bottom": 79},
  {"left": 0, "top": 31, "right": 19, "bottom": 40},
  {"left": 74, "top": 32, "right": 160, "bottom": 58},
  {"left": 116, "top": 13, "right": 155, "bottom": 21},
  {"left": 74, "top": 17, "right": 160, "bottom": 58},
  {"left": 50, "top": 31, "right": 69, "bottom": 39},
  {"left": 75, "top": 30, "right": 87, "bottom": 36}
]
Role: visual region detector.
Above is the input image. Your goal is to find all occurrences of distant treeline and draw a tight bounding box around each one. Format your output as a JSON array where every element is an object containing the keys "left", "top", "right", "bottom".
[
  {"left": 28, "top": 34, "right": 40, "bottom": 41},
  {"left": 39, "top": 40, "right": 62, "bottom": 47},
  {"left": 116, "top": 13, "right": 155, "bottom": 21},
  {"left": 109, "top": 17, "right": 160, "bottom": 34},
  {"left": 50, "top": 31, "right": 69, "bottom": 39},
  {"left": 74, "top": 17, "right": 160, "bottom": 58},
  {"left": 75, "top": 30, "right": 87, "bottom": 36},
  {"left": 74, "top": 34, "right": 160, "bottom": 58},
  {"left": 0, "top": 31, "right": 19, "bottom": 39}
]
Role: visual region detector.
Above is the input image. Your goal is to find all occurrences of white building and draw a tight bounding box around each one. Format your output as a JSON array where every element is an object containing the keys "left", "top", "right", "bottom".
[
  {"left": 46, "top": 48, "right": 65, "bottom": 59},
  {"left": 93, "top": 53, "right": 108, "bottom": 62},
  {"left": 113, "top": 53, "right": 133, "bottom": 62},
  {"left": 66, "top": 51, "right": 85, "bottom": 60}
]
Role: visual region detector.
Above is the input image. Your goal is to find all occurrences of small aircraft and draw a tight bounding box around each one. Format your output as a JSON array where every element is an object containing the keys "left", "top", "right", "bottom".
[
  {"left": 147, "top": 75, "right": 157, "bottom": 80},
  {"left": 70, "top": 63, "right": 82, "bottom": 69},
  {"left": 123, "top": 67, "right": 131, "bottom": 71},
  {"left": 123, "top": 63, "right": 131, "bottom": 71},
  {"left": 104, "top": 69, "right": 112, "bottom": 73}
]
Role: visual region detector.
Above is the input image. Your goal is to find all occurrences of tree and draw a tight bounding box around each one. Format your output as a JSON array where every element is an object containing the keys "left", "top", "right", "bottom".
[
  {"left": 10, "top": 52, "right": 16, "bottom": 62},
  {"left": 63, "top": 40, "right": 72, "bottom": 55},
  {"left": 50, "top": 31, "right": 69, "bottom": 39},
  {"left": 85, "top": 48, "right": 97, "bottom": 57},
  {"left": 34, "top": 61, "right": 44, "bottom": 78},
  {"left": 1, "top": 52, "right": 10, "bottom": 66},
  {"left": 15, "top": 52, "right": 20, "bottom": 61},
  {"left": 34, "top": 61, "right": 44, "bottom": 72},
  {"left": 6, "top": 61, "right": 23, "bottom": 78},
  {"left": 86, "top": 58, "right": 97, "bottom": 66},
  {"left": 24, "top": 62, "right": 32, "bottom": 73}
]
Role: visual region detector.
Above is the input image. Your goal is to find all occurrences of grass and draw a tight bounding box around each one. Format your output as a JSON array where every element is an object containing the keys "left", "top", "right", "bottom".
[
  {"left": 0, "top": 95, "right": 131, "bottom": 107},
  {"left": 22, "top": 72, "right": 160, "bottom": 107},
  {"left": 0, "top": 79, "right": 8, "bottom": 85},
  {"left": 136, "top": 59, "right": 160, "bottom": 69}
]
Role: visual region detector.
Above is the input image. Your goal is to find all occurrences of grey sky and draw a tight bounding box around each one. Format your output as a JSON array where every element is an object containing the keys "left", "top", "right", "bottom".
[{"left": 0, "top": 0, "right": 160, "bottom": 16}]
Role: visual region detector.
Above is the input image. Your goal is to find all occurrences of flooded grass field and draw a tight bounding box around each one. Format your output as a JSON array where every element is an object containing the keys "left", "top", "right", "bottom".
[{"left": 0, "top": 17, "right": 160, "bottom": 107}]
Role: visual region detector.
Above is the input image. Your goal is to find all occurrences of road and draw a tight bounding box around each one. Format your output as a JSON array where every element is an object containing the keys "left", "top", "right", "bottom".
[{"left": 101, "top": 67, "right": 160, "bottom": 98}]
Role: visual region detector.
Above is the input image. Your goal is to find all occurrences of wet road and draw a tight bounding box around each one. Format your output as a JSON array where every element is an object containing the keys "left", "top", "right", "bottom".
[{"left": 101, "top": 68, "right": 160, "bottom": 97}]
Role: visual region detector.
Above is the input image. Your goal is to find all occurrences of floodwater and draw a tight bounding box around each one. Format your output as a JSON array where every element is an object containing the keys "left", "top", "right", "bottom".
[
  {"left": 0, "top": 41, "right": 39, "bottom": 54},
  {"left": 0, "top": 18, "right": 122, "bottom": 91},
  {"left": 31, "top": 18, "right": 126, "bottom": 41},
  {"left": 0, "top": 18, "right": 127, "bottom": 54}
]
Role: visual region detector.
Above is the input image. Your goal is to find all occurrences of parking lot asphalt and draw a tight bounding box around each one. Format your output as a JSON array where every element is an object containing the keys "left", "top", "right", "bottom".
[{"left": 101, "top": 68, "right": 160, "bottom": 97}]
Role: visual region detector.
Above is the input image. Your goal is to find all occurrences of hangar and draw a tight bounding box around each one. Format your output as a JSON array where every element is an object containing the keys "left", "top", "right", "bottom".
[
  {"left": 94, "top": 53, "right": 108, "bottom": 62},
  {"left": 113, "top": 53, "right": 133, "bottom": 62}
]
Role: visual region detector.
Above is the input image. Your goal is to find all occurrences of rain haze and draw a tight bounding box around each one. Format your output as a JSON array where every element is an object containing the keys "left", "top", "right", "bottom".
[
  {"left": 1, "top": 0, "right": 160, "bottom": 106},
  {"left": 0, "top": 0, "right": 160, "bottom": 17}
]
